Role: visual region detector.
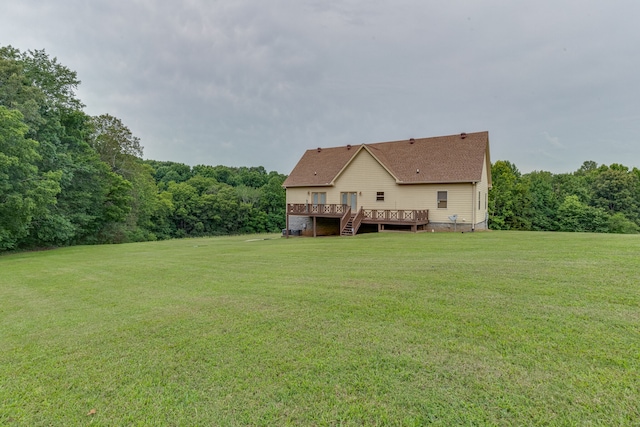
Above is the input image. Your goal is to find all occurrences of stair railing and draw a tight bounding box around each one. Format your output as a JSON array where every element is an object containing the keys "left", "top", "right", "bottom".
[
  {"left": 351, "top": 208, "right": 365, "bottom": 235},
  {"left": 340, "top": 207, "right": 352, "bottom": 234}
]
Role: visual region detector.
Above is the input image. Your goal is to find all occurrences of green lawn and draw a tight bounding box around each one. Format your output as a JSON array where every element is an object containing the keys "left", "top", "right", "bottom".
[{"left": 1, "top": 231, "right": 639, "bottom": 426}]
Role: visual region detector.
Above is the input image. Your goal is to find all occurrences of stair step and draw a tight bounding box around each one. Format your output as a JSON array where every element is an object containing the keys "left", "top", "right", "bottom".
[{"left": 342, "top": 214, "right": 358, "bottom": 236}]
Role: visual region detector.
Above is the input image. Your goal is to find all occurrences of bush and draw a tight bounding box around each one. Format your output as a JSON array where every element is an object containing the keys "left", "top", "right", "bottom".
[{"left": 608, "top": 213, "right": 639, "bottom": 234}]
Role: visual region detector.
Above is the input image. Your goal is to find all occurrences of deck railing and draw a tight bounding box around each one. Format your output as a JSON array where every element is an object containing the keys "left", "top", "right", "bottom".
[
  {"left": 287, "top": 203, "right": 349, "bottom": 216},
  {"left": 287, "top": 204, "right": 428, "bottom": 223},
  {"left": 340, "top": 207, "right": 352, "bottom": 233},
  {"left": 415, "top": 209, "right": 429, "bottom": 222},
  {"left": 362, "top": 209, "right": 429, "bottom": 223}
]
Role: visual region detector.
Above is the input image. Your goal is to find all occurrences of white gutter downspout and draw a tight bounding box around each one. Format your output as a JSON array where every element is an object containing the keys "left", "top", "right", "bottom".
[{"left": 471, "top": 182, "right": 476, "bottom": 232}]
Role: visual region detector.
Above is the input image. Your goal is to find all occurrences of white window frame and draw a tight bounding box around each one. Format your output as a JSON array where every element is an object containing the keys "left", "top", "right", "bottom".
[{"left": 437, "top": 191, "right": 447, "bottom": 209}]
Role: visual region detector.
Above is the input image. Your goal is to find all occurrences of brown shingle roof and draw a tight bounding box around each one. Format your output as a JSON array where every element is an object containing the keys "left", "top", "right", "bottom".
[{"left": 282, "top": 131, "right": 490, "bottom": 187}]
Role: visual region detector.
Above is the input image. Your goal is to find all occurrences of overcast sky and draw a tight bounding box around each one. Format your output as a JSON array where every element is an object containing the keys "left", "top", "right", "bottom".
[{"left": 2, "top": 1, "right": 639, "bottom": 174}]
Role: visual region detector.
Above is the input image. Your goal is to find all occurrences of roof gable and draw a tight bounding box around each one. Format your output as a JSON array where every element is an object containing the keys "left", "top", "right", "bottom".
[
  {"left": 282, "top": 131, "right": 490, "bottom": 187},
  {"left": 331, "top": 145, "right": 399, "bottom": 184},
  {"left": 283, "top": 144, "right": 361, "bottom": 187}
]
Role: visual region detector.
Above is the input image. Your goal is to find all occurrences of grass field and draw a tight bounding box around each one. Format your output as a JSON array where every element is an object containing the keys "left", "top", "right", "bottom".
[{"left": 1, "top": 231, "right": 639, "bottom": 426}]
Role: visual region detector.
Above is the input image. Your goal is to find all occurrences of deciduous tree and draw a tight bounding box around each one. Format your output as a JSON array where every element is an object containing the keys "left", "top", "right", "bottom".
[
  {"left": 0, "top": 107, "right": 60, "bottom": 249},
  {"left": 89, "top": 114, "right": 143, "bottom": 178}
]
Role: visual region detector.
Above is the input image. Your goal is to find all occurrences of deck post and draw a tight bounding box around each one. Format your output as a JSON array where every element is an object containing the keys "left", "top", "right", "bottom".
[
  {"left": 285, "top": 209, "right": 289, "bottom": 239},
  {"left": 313, "top": 216, "right": 317, "bottom": 237}
]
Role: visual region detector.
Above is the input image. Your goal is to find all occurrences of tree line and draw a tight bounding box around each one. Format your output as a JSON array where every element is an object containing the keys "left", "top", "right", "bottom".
[
  {"left": 2, "top": 45, "right": 638, "bottom": 252},
  {"left": 489, "top": 160, "right": 639, "bottom": 233},
  {"left": 1, "top": 46, "right": 285, "bottom": 252}
]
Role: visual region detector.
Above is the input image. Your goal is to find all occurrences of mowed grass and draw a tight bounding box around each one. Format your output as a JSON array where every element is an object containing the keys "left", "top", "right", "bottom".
[{"left": 1, "top": 232, "right": 639, "bottom": 426}]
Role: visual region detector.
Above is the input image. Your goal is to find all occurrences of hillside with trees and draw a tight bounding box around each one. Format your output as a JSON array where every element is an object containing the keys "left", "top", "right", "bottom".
[
  {"left": 489, "top": 160, "right": 639, "bottom": 234},
  {"left": 0, "top": 46, "right": 285, "bottom": 252}
]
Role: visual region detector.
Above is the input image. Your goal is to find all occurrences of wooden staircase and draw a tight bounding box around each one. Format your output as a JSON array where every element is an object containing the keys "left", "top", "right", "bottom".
[
  {"left": 340, "top": 208, "right": 364, "bottom": 236},
  {"left": 341, "top": 215, "right": 356, "bottom": 236}
]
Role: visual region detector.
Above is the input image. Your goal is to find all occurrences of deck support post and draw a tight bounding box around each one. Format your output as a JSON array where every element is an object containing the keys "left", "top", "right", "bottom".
[{"left": 313, "top": 216, "right": 317, "bottom": 237}]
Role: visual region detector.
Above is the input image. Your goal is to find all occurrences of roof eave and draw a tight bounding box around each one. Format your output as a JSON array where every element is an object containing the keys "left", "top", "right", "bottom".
[
  {"left": 398, "top": 179, "right": 482, "bottom": 185},
  {"left": 283, "top": 183, "right": 334, "bottom": 188}
]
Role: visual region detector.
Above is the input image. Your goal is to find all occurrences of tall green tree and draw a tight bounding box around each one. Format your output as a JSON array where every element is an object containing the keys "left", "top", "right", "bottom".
[
  {"left": 166, "top": 181, "right": 201, "bottom": 237},
  {"left": 0, "top": 48, "right": 46, "bottom": 131},
  {"left": 260, "top": 174, "right": 286, "bottom": 232},
  {"left": 87, "top": 113, "right": 164, "bottom": 242},
  {"left": 489, "top": 161, "right": 530, "bottom": 230},
  {"left": 522, "top": 171, "right": 559, "bottom": 231},
  {"left": 0, "top": 107, "right": 60, "bottom": 249},
  {"left": 591, "top": 165, "right": 639, "bottom": 223},
  {"left": 552, "top": 172, "right": 591, "bottom": 205},
  {"left": 1, "top": 46, "right": 140, "bottom": 248},
  {"left": 89, "top": 114, "right": 143, "bottom": 178}
]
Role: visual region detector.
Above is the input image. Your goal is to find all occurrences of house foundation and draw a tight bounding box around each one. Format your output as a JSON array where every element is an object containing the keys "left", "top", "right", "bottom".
[{"left": 427, "top": 220, "right": 488, "bottom": 232}]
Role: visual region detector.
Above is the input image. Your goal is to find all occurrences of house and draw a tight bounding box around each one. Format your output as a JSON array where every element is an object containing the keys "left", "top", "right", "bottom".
[{"left": 283, "top": 131, "right": 492, "bottom": 236}]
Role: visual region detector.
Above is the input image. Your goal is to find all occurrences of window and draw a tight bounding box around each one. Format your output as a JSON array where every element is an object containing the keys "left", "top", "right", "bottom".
[
  {"left": 341, "top": 192, "right": 357, "bottom": 210},
  {"left": 437, "top": 191, "right": 447, "bottom": 208},
  {"left": 311, "top": 192, "right": 326, "bottom": 205},
  {"left": 376, "top": 192, "right": 384, "bottom": 201}
]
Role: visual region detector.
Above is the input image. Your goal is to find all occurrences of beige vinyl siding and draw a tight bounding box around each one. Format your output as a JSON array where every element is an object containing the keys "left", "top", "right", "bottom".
[
  {"left": 426, "top": 184, "right": 474, "bottom": 224},
  {"left": 472, "top": 153, "right": 490, "bottom": 225},
  {"left": 332, "top": 150, "right": 476, "bottom": 222},
  {"left": 332, "top": 149, "right": 398, "bottom": 208},
  {"left": 285, "top": 149, "right": 393, "bottom": 206},
  {"left": 285, "top": 149, "right": 493, "bottom": 226},
  {"left": 286, "top": 187, "right": 319, "bottom": 205}
]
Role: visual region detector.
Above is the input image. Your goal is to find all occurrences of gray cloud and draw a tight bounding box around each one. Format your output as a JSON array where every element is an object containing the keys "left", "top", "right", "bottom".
[{"left": 2, "top": 0, "right": 639, "bottom": 174}]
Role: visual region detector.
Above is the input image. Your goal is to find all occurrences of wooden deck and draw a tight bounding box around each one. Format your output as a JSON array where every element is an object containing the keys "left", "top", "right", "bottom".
[
  {"left": 287, "top": 203, "right": 348, "bottom": 217},
  {"left": 286, "top": 204, "right": 429, "bottom": 236}
]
